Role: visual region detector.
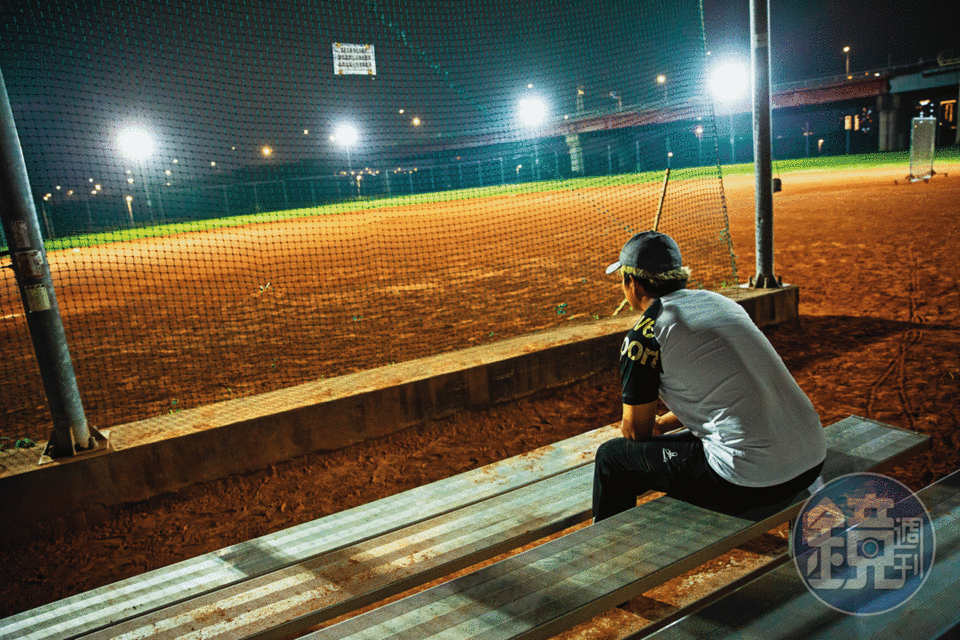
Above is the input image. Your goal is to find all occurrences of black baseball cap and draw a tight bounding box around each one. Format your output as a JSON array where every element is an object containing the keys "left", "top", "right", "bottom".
[{"left": 605, "top": 231, "right": 683, "bottom": 275}]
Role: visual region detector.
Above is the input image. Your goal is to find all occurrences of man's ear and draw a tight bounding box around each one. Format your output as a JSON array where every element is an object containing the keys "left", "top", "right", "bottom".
[{"left": 628, "top": 276, "right": 651, "bottom": 300}]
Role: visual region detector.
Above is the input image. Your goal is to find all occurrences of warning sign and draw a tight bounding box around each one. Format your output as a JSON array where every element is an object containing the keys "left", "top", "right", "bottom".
[{"left": 333, "top": 43, "right": 376, "bottom": 76}]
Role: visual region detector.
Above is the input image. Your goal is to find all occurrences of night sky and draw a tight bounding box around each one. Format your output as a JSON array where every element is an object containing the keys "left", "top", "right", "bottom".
[
  {"left": 704, "top": 0, "right": 959, "bottom": 80},
  {"left": 0, "top": 0, "right": 957, "bottom": 193}
]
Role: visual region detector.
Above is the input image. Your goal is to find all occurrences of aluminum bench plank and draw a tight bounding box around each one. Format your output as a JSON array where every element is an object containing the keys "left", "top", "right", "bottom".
[
  {"left": 0, "top": 426, "right": 616, "bottom": 640},
  {"left": 305, "top": 417, "right": 930, "bottom": 640},
  {"left": 645, "top": 470, "right": 960, "bottom": 640},
  {"left": 79, "top": 466, "right": 595, "bottom": 640}
]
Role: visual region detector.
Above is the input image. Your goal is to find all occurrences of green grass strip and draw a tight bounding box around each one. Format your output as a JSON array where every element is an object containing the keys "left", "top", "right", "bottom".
[
  {"left": 33, "top": 168, "right": 706, "bottom": 252},
  {"left": 719, "top": 147, "right": 960, "bottom": 178},
  {"left": 7, "top": 149, "right": 958, "bottom": 253}
]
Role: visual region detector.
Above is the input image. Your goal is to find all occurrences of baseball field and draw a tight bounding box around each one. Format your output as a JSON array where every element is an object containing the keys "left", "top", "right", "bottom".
[
  {"left": 1, "top": 167, "right": 736, "bottom": 442},
  {"left": 1, "top": 155, "right": 959, "bottom": 634}
]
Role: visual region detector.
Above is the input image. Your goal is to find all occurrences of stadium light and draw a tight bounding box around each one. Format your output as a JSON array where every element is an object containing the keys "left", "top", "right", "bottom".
[
  {"left": 117, "top": 125, "right": 154, "bottom": 160},
  {"left": 117, "top": 124, "right": 155, "bottom": 223},
  {"left": 518, "top": 98, "right": 549, "bottom": 181},
  {"left": 518, "top": 98, "right": 547, "bottom": 127},
  {"left": 709, "top": 62, "right": 748, "bottom": 104},
  {"left": 331, "top": 123, "right": 359, "bottom": 172},
  {"left": 710, "top": 62, "right": 749, "bottom": 164},
  {"left": 332, "top": 123, "right": 358, "bottom": 147}
]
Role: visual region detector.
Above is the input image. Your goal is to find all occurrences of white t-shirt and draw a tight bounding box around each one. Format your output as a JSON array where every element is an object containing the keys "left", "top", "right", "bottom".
[{"left": 633, "top": 289, "right": 826, "bottom": 487}]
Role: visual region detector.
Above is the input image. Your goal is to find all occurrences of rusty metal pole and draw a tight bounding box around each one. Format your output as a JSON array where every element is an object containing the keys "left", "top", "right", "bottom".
[
  {"left": 750, "top": 0, "right": 780, "bottom": 288},
  {"left": 0, "top": 68, "right": 91, "bottom": 457}
]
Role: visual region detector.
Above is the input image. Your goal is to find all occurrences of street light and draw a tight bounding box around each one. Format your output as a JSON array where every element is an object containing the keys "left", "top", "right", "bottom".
[
  {"left": 694, "top": 124, "right": 704, "bottom": 165},
  {"left": 843, "top": 46, "right": 851, "bottom": 75},
  {"left": 710, "top": 62, "right": 749, "bottom": 163},
  {"left": 656, "top": 74, "right": 667, "bottom": 104},
  {"left": 117, "top": 124, "right": 155, "bottom": 225}
]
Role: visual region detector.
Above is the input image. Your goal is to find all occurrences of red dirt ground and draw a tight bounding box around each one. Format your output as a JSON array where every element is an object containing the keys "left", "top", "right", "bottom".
[{"left": 1, "top": 164, "right": 959, "bottom": 637}]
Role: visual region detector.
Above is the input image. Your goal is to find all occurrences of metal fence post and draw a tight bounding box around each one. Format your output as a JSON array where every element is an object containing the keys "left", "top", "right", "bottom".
[
  {"left": 750, "top": 0, "right": 779, "bottom": 288},
  {"left": 0, "top": 68, "right": 94, "bottom": 458}
]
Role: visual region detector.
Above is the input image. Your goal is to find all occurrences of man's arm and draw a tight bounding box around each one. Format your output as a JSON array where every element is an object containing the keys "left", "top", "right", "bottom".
[{"left": 620, "top": 401, "right": 658, "bottom": 441}]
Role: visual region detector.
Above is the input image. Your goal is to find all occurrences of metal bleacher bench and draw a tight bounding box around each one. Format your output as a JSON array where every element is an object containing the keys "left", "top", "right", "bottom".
[
  {"left": 0, "top": 416, "right": 929, "bottom": 640},
  {"left": 644, "top": 469, "right": 960, "bottom": 640}
]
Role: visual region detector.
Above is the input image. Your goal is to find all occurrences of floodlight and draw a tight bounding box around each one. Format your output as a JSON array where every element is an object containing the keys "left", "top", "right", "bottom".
[
  {"left": 117, "top": 126, "right": 154, "bottom": 160},
  {"left": 518, "top": 98, "right": 547, "bottom": 126},
  {"left": 710, "top": 62, "right": 749, "bottom": 103},
  {"left": 333, "top": 123, "right": 359, "bottom": 147}
]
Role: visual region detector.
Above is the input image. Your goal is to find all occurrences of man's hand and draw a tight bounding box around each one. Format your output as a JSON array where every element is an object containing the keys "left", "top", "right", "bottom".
[{"left": 654, "top": 411, "right": 682, "bottom": 435}]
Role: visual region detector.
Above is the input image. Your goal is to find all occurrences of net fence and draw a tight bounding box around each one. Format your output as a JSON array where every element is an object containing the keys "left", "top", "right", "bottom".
[
  {"left": 909, "top": 116, "right": 937, "bottom": 180},
  {"left": 0, "top": 0, "right": 736, "bottom": 445}
]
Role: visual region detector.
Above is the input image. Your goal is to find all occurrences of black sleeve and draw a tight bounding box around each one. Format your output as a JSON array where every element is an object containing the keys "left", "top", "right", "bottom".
[{"left": 619, "top": 302, "right": 662, "bottom": 405}]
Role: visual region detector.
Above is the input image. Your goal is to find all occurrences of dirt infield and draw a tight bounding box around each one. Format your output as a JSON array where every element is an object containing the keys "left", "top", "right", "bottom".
[
  {"left": 1, "top": 175, "right": 733, "bottom": 438},
  {"left": 2, "top": 163, "right": 959, "bottom": 634}
]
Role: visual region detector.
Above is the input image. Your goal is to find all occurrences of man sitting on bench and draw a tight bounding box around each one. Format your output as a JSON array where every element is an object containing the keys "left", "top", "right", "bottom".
[{"left": 593, "top": 232, "right": 826, "bottom": 522}]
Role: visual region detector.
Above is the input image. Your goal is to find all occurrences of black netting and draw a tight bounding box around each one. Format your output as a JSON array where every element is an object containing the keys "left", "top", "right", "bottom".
[{"left": 0, "top": 0, "right": 736, "bottom": 442}]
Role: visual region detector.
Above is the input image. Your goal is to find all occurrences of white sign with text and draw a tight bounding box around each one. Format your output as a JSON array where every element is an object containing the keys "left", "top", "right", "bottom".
[{"left": 332, "top": 43, "right": 376, "bottom": 75}]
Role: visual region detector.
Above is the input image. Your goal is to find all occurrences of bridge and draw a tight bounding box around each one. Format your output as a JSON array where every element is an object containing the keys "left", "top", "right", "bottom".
[
  {"left": 554, "top": 56, "right": 959, "bottom": 154},
  {"left": 380, "top": 55, "right": 958, "bottom": 174}
]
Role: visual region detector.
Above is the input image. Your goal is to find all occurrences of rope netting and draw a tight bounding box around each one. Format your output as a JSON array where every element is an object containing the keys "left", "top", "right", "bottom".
[{"left": 0, "top": 0, "right": 736, "bottom": 443}]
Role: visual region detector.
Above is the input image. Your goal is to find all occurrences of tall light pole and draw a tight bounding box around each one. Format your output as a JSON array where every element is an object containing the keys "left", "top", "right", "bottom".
[
  {"left": 843, "top": 46, "right": 851, "bottom": 75},
  {"left": 332, "top": 123, "right": 358, "bottom": 173},
  {"left": 117, "top": 125, "right": 154, "bottom": 225},
  {"left": 710, "top": 62, "right": 748, "bottom": 164},
  {"left": 695, "top": 124, "right": 704, "bottom": 166},
  {"left": 518, "top": 97, "right": 548, "bottom": 181},
  {"left": 332, "top": 123, "right": 359, "bottom": 196},
  {"left": 656, "top": 74, "right": 667, "bottom": 104}
]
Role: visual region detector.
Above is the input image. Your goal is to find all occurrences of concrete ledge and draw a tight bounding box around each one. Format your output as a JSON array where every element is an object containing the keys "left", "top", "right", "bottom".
[
  {"left": 0, "top": 286, "right": 799, "bottom": 548},
  {"left": 722, "top": 284, "right": 799, "bottom": 328}
]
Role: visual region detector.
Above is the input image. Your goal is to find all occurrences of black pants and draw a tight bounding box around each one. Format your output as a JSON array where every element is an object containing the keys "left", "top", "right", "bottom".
[{"left": 592, "top": 430, "right": 824, "bottom": 522}]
